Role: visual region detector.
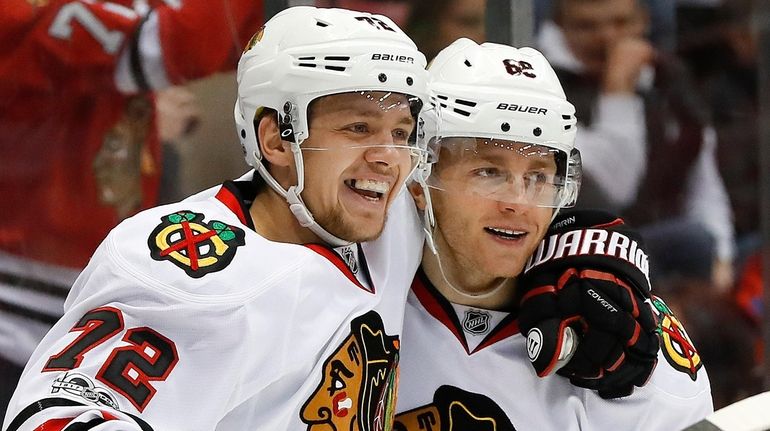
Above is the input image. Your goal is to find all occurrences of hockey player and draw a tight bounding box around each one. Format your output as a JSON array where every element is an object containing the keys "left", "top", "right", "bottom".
[
  {"left": 3, "top": 6, "right": 428, "bottom": 430},
  {"left": 394, "top": 39, "right": 713, "bottom": 430}
]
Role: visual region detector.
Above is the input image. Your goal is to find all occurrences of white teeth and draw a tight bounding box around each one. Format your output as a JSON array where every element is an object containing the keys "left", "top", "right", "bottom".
[
  {"left": 351, "top": 179, "right": 389, "bottom": 194},
  {"left": 488, "top": 227, "right": 525, "bottom": 236}
]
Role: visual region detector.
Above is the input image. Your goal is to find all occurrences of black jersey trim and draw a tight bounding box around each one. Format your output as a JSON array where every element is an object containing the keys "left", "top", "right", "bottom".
[
  {"left": 6, "top": 397, "right": 154, "bottom": 431},
  {"left": 215, "top": 180, "right": 257, "bottom": 230}
]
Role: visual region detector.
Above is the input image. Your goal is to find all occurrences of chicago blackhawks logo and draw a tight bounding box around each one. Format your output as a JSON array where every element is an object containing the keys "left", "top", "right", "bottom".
[
  {"left": 394, "top": 385, "right": 517, "bottom": 431},
  {"left": 148, "top": 211, "right": 245, "bottom": 278},
  {"left": 301, "top": 311, "right": 400, "bottom": 431},
  {"left": 652, "top": 296, "right": 702, "bottom": 380}
]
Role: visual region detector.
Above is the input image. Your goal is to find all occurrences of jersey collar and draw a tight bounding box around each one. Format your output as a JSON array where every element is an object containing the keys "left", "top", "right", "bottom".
[
  {"left": 411, "top": 267, "right": 520, "bottom": 354},
  {"left": 214, "top": 179, "right": 375, "bottom": 294}
]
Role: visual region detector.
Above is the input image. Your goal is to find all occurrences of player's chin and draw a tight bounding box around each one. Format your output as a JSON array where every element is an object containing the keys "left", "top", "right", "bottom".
[
  {"left": 331, "top": 214, "right": 387, "bottom": 243},
  {"left": 481, "top": 253, "right": 527, "bottom": 279}
]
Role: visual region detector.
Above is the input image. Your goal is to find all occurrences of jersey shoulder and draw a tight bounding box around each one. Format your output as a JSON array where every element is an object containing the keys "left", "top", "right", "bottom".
[
  {"left": 645, "top": 295, "right": 712, "bottom": 401},
  {"left": 100, "top": 190, "right": 310, "bottom": 300}
]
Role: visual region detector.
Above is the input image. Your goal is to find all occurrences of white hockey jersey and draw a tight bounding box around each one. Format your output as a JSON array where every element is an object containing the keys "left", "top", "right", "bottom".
[
  {"left": 3, "top": 173, "right": 423, "bottom": 431},
  {"left": 395, "top": 269, "right": 714, "bottom": 431}
]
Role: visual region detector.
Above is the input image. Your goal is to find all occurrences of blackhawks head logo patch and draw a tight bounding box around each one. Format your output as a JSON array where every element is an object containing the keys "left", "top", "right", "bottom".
[
  {"left": 652, "top": 295, "right": 702, "bottom": 380},
  {"left": 148, "top": 211, "right": 245, "bottom": 278}
]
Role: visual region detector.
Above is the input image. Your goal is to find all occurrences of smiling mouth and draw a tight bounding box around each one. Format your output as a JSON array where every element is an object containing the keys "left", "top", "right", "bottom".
[
  {"left": 484, "top": 227, "right": 527, "bottom": 240},
  {"left": 345, "top": 179, "right": 390, "bottom": 201}
]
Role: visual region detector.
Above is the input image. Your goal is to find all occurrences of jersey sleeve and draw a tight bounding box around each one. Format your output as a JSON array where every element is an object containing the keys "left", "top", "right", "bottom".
[
  {"left": 3, "top": 0, "right": 263, "bottom": 95},
  {"left": 156, "top": 0, "right": 264, "bottom": 84},
  {"left": 2, "top": 239, "right": 254, "bottom": 431},
  {"left": 2, "top": 0, "right": 143, "bottom": 93}
]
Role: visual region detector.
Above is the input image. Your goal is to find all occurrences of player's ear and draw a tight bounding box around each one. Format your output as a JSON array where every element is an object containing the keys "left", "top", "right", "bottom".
[
  {"left": 258, "top": 113, "right": 291, "bottom": 168},
  {"left": 408, "top": 181, "right": 427, "bottom": 211}
]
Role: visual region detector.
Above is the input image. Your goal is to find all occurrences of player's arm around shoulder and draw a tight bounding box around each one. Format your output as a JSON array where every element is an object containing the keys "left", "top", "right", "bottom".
[
  {"left": 583, "top": 293, "right": 713, "bottom": 431},
  {"left": 642, "top": 294, "right": 713, "bottom": 420},
  {"left": 4, "top": 203, "right": 306, "bottom": 431}
]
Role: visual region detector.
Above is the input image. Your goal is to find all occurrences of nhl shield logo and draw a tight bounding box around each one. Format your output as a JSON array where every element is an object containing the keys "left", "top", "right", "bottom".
[
  {"left": 339, "top": 246, "right": 359, "bottom": 274},
  {"left": 462, "top": 310, "right": 491, "bottom": 335},
  {"left": 148, "top": 211, "right": 245, "bottom": 278}
]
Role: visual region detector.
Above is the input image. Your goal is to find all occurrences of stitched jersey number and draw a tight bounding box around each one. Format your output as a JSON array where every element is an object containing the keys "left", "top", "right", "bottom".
[
  {"left": 503, "top": 59, "right": 537, "bottom": 78},
  {"left": 44, "top": 307, "right": 124, "bottom": 370},
  {"left": 44, "top": 307, "right": 179, "bottom": 412},
  {"left": 48, "top": 2, "right": 136, "bottom": 54},
  {"left": 98, "top": 327, "right": 179, "bottom": 411}
]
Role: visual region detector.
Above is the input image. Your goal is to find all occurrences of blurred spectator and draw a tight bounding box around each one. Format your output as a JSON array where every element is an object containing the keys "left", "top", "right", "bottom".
[
  {"left": 536, "top": 0, "right": 677, "bottom": 51},
  {"left": 405, "top": 0, "right": 485, "bottom": 61},
  {"left": 315, "top": 0, "right": 411, "bottom": 26},
  {"left": 537, "top": 0, "right": 736, "bottom": 291},
  {"left": 666, "top": 274, "right": 761, "bottom": 409},
  {"left": 679, "top": 0, "right": 760, "bottom": 264},
  {"left": 0, "top": 0, "right": 261, "bottom": 417},
  {"left": 155, "top": 86, "right": 202, "bottom": 203}
]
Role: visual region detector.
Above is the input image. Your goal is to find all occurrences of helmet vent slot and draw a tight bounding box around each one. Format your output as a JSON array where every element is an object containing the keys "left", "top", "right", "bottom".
[
  {"left": 562, "top": 115, "right": 571, "bottom": 120},
  {"left": 436, "top": 94, "right": 449, "bottom": 101},
  {"left": 315, "top": 20, "right": 330, "bottom": 27},
  {"left": 454, "top": 99, "right": 476, "bottom": 107},
  {"left": 298, "top": 63, "right": 317, "bottom": 68},
  {"left": 325, "top": 56, "right": 350, "bottom": 61},
  {"left": 464, "top": 59, "right": 472, "bottom": 67},
  {"left": 453, "top": 108, "right": 471, "bottom": 117},
  {"left": 564, "top": 124, "right": 572, "bottom": 130},
  {"left": 324, "top": 65, "right": 346, "bottom": 71}
]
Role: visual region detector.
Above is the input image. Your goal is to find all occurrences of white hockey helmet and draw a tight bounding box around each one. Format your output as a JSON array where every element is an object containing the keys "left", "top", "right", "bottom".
[
  {"left": 234, "top": 6, "right": 428, "bottom": 246},
  {"left": 416, "top": 39, "right": 582, "bottom": 252},
  {"left": 417, "top": 38, "right": 581, "bottom": 207}
]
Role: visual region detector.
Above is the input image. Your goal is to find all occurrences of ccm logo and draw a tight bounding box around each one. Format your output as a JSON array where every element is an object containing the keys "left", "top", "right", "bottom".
[
  {"left": 496, "top": 103, "right": 548, "bottom": 115},
  {"left": 371, "top": 53, "right": 414, "bottom": 63}
]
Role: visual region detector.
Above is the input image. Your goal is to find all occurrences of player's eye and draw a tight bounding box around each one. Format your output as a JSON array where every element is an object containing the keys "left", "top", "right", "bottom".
[
  {"left": 523, "top": 171, "right": 548, "bottom": 186},
  {"left": 345, "top": 123, "right": 369, "bottom": 134},
  {"left": 472, "top": 167, "right": 504, "bottom": 178},
  {"left": 392, "top": 128, "right": 409, "bottom": 143}
]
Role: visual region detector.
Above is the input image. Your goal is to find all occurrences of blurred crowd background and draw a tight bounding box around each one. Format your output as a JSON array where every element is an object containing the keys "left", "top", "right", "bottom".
[{"left": 1, "top": 0, "right": 766, "bottom": 417}]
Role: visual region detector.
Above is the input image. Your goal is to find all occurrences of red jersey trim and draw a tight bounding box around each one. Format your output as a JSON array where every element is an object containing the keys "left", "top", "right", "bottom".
[
  {"left": 215, "top": 183, "right": 252, "bottom": 228},
  {"left": 303, "top": 244, "right": 375, "bottom": 294},
  {"left": 411, "top": 267, "right": 520, "bottom": 354},
  {"left": 411, "top": 269, "right": 469, "bottom": 353}
]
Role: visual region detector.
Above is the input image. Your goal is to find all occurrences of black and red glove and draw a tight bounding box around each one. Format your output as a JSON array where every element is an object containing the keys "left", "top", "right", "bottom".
[{"left": 517, "top": 209, "right": 659, "bottom": 399}]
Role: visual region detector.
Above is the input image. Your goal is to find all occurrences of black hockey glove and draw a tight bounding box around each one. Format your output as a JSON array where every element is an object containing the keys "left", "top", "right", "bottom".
[{"left": 517, "top": 209, "right": 659, "bottom": 399}]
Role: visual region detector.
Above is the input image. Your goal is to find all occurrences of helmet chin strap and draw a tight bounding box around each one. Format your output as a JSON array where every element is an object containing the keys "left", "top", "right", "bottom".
[
  {"left": 285, "top": 186, "right": 351, "bottom": 247},
  {"left": 254, "top": 142, "right": 352, "bottom": 247},
  {"left": 432, "top": 242, "right": 510, "bottom": 301}
]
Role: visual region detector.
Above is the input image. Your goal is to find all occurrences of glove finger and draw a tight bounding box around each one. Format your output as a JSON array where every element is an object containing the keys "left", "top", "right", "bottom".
[
  {"left": 598, "top": 385, "right": 635, "bottom": 399},
  {"left": 636, "top": 299, "right": 658, "bottom": 333},
  {"left": 627, "top": 330, "right": 660, "bottom": 363},
  {"left": 519, "top": 284, "right": 560, "bottom": 332},
  {"left": 526, "top": 317, "right": 579, "bottom": 377},
  {"left": 559, "top": 329, "right": 623, "bottom": 379},
  {"left": 573, "top": 282, "right": 641, "bottom": 342},
  {"left": 587, "top": 275, "right": 658, "bottom": 333}
]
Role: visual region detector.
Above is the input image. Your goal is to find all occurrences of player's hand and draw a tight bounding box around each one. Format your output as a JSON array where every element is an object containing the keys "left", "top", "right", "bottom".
[
  {"left": 517, "top": 209, "right": 659, "bottom": 399},
  {"left": 602, "top": 38, "right": 655, "bottom": 94}
]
